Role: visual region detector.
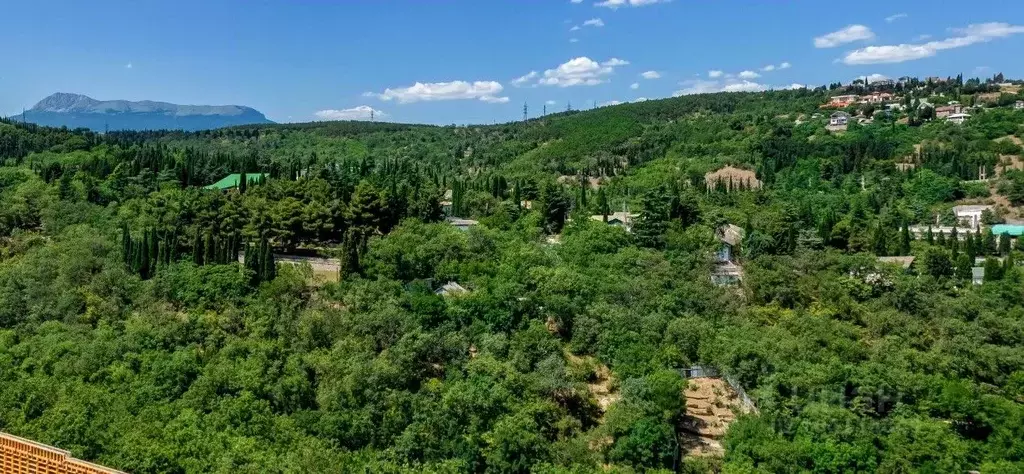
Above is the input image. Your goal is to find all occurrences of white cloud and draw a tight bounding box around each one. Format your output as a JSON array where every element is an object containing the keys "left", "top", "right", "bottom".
[
  {"left": 779, "top": 61, "right": 791, "bottom": 69},
  {"left": 915, "top": 34, "right": 932, "bottom": 41},
  {"left": 674, "top": 78, "right": 767, "bottom": 96},
  {"left": 863, "top": 73, "right": 889, "bottom": 83},
  {"left": 630, "top": 82, "right": 640, "bottom": 89},
  {"left": 595, "top": 0, "right": 668, "bottom": 9},
  {"left": 708, "top": 70, "right": 724, "bottom": 78},
  {"left": 640, "top": 70, "right": 661, "bottom": 79},
  {"left": 570, "top": 38, "right": 580, "bottom": 43},
  {"left": 761, "top": 64, "right": 776, "bottom": 72},
  {"left": 571, "top": 0, "right": 583, "bottom": 3},
  {"left": 124, "top": 62, "right": 133, "bottom": 69},
  {"left": 738, "top": 70, "right": 760, "bottom": 79},
  {"left": 537, "top": 56, "right": 626, "bottom": 87},
  {"left": 546, "top": 100, "right": 557, "bottom": 105},
  {"left": 583, "top": 18, "right": 605, "bottom": 27},
  {"left": 599, "top": 100, "right": 622, "bottom": 106},
  {"left": 785, "top": 83, "right": 806, "bottom": 90},
  {"left": 315, "top": 106, "right": 387, "bottom": 121},
  {"left": 841, "top": 22, "right": 1024, "bottom": 64},
  {"left": 814, "top": 24, "right": 875, "bottom": 48},
  {"left": 370, "top": 80, "right": 508, "bottom": 103},
  {"left": 512, "top": 71, "right": 538, "bottom": 87},
  {"left": 633, "top": 97, "right": 649, "bottom": 102},
  {"left": 570, "top": 25, "right": 581, "bottom": 31},
  {"left": 885, "top": 13, "right": 908, "bottom": 23}
]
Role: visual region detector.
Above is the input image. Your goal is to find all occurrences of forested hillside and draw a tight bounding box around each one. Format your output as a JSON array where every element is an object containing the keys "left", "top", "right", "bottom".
[{"left": 1, "top": 78, "right": 1024, "bottom": 473}]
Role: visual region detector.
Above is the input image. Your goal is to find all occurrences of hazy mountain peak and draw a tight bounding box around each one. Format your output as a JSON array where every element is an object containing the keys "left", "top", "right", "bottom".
[{"left": 21, "top": 93, "right": 273, "bottom": 131}]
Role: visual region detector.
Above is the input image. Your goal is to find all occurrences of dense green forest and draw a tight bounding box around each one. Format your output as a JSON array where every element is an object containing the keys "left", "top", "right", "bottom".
[{"left": 2, "top": 77, "right": 1024, "bottom": 473}]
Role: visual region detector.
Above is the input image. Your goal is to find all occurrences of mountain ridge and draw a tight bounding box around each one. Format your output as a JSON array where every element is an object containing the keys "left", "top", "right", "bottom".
[{"left": 18, "top": 93, "right": 273, "bottom": 131}]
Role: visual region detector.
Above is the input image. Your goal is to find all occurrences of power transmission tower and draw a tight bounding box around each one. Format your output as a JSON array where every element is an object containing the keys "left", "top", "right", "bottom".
[
  {"left": 593, "top": 100, "right": 597, "bottom": 109},
  {"left": 523, "top": 102, "right": 528, "bottom": 122},
  {"left": 567, "top": 101, "right": 572, "bottom": 112},
  {"left": 370, "top": 109, "right": 374, "bottom": 122},
  {"left": 542, "top": 104, "right": 547, "bottom": 116}
]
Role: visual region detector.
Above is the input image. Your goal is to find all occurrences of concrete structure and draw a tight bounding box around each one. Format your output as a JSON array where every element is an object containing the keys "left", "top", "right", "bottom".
[
  {"left": 946, "top": 113, "right": 970, "bottom": 125},
  {"left": 972, "top": 267, "right": 985, "bottom": 285},
  {"left": 992, "top": 224, "right": 1024, "bottom": 237},
  {"left": 446, "top": 217, "right": 479, "bottom": 231},
  {"left": 953, "top": 205, "right": 992, "bottom": 230},
  {"left": 435, "top": 281, "right": 469, "bottom": 296},
  {"left": 1, "top": 432, "right": 125, "bottom": 474},
  {"left": 712, "top": 224, "right": 745, "bottom": 286}
]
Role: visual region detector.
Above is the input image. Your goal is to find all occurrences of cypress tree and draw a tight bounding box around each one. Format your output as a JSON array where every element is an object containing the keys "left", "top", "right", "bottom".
[
  {"left": 193, "top": 229, "right": 203, "bottom": 265},
  {"left": 937, "top": 229, "right": 946, "bottom": 247},
  {"left": 956, "top": 253, "right": 973, "bottom": 281},
  {"left": 900, "top": 221, "right": 912, "bottom": 255},
  {"left": 966, "top": 231, "right": 977, "bottom": 263},
  {"left": 121, "top": 225, "right": 132, "bottom": 266},
  {"left": 999, "top": 233, "right": 1011, "bottom": 256},
  {"left": 926, "top": 226, "right": 934, "bottom": 245},
  {"left": 983, "top": 229, "right": 996, "bottom": 256},
  {"left": 140, "top": 231, "right": 151, "bottom": 279},
  {"left": 238, "top": 172, "right": 248, "bottom": 194},
  {"left": 950, "top": 226, "right": 959, "bottom": 254},
  {"left": 872, "top": 224, "right": 888, "bottom": 256},
  {"left": 204, "top": 231, "right": 215, "bottom": 266}
]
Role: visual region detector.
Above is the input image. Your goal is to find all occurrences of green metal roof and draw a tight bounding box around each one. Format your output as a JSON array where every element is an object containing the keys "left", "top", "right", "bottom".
[
  {"left": 991, "top": 224, "right": 1024, "bottom": 236},
  {"left": 204, "top": 173, "right": 269, "bottom": 190}
]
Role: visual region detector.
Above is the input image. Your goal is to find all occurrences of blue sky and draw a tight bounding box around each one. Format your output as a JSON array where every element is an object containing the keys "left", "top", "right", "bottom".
[{"left": 4, "top": 0, "right": 1024, "bottom": 125}]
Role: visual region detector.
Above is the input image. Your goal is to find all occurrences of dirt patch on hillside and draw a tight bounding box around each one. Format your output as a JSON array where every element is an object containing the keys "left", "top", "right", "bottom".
[
  {"left": 680, "top": 377, "right": 752, "bottom": 458},
  {"left": 997, "top": 135, "right": 1023, "bottom": 147},
  {"left": 704, "top": 166, "right": 761, "bottom": 191}
]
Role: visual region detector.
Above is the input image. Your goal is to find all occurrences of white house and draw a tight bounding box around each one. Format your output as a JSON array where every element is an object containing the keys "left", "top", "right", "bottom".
[
  {"left": 946, "top": 113, "right": 970, "bottom": 125},
  {"left": 829, "top": 111, "right": 850, "bottom": 126},
  {"left": 446, "top": 217, "right": 479, "bottom": 231},
  {"left": 1015, "top": 100, "right": 1024, "bottom": 110},
  {"left": 953, "top": 205, "right": 991, "bottom": 230},
  {"left": 712, "top": 224, "right": 745, "bottom": 286}
]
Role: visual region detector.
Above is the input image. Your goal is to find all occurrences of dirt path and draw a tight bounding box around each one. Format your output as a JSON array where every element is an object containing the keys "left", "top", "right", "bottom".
[{"left": 680, "top": 377, "right": 751, "bottom": 458}]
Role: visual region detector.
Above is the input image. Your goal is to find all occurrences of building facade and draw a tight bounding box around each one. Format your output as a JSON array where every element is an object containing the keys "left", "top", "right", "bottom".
[{"left": 1, "top": 432, "right": 125, "bottom": 474}]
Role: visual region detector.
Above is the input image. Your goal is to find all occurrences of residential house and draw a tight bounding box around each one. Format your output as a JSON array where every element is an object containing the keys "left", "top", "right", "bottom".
[
  {"left": 946, "top": 113, "right": 970, "bottom": 125},
  {"left": 825, "top": 95, "right": 859, "bottom": 108},
  {"left": 935, "top": 104, "right": 963, "bottom": 118},
  {"left": 446, "top": 217, "right": 478, "bottom": 231},
  {"left": 590, "top": 212, "right": 639, "bottom": 231},
  {"left": 440, "top": 189, "right": 453, "bottom": 214},
  {"left": 953, "top": 205, "right": 991, "bottom": 230},
  {"left": 877, "top": 256, "right": 915, "bottom": 272},
  {"left": 829, "top": 111, "right": 850, "bottom": 127}
]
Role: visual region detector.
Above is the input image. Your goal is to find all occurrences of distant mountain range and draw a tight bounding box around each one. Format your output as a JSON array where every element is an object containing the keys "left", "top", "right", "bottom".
[{"left": 13, "top": 93, "right": 273, "bottom": 131}]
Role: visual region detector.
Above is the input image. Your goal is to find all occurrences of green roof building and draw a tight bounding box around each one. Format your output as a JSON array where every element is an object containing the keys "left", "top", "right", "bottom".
[{"left": 204, "top": 173, "right": 269, "bottom": 190}]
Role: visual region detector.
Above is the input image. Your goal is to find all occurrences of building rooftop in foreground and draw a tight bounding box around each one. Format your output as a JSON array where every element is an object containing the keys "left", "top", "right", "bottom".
[{"left": 1, "top": 431, "right": 126, "bottom": 474}]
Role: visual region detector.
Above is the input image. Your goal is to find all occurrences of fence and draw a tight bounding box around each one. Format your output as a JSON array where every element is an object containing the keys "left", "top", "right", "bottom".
[{"left": 680, "top": 365, "right": 758, "bottom": 413}]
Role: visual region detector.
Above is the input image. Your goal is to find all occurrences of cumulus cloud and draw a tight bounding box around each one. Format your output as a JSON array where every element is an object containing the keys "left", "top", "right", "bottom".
[
  {"left": 535, "top": 57, "right": 626, "bottom": 87},
  {"left": 571, "top": 0, "right": 583, "bottom": 3},
  {"left": 841, "top": 22, "right": 1024, "bottom": 64},
  {"left": 779, "top": 62, "right": 791, "bottom": 69},
  {"left": 708, "top": 70, "right": 724, "bottom": 78},
  {"left": 595, "top": 0, "right": 668, "bottom": 9},
  {"left": 633, "top": 97, "right": 649, "bottom": 102},
  {"left": 674, "top": 78, "right": 768, "bottom": 96},
  {"left": 785, "top": 83, "right": 806, "bottom": 90},
  {"left": 570, "top": 25, "right": 581, "bottom": 31},
  {"left": 814, "top": 24, "right": 875, "bottom": 48},
  {"left": 640, "top": 70, "right": 661, "bottom": 79},
  {"left": 630, "top": 82, "right": 640, "bottom": 89},
  {"left": 885, "top": 13, "right": 908, "bottom": 23},
  {"left": 512, "top": 71, "right": 538, "bottom": 87},
  {"left": 863, "top": 73, "right": 889, "bottom": 83},
  {"left": 738, "top": 70, "right": 760, "bottom": 79},
  {"left": 570, "top": 38, "right": 580, "bottom": 43},
  {"left": 369, "top": 80, "right": 508, "bottom": 103},
  {"left": 315, "top": 106, "right": 387, "bottom": 121},
  {"left": 599, "top": 100, "right": 623, "bottom": 107},
  {"left": 583, "top": 18, "right": 605, "bottom": 27},
  {"left": 124, "top": 62, "right": 133, "bottom": 69},
  {"left": 546, "top": 100, "right": 557, "bottom": 105},
  {"left": 761, "top": 64, "right": 776, "bottom": 72}
]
